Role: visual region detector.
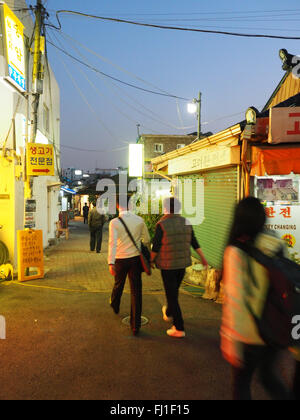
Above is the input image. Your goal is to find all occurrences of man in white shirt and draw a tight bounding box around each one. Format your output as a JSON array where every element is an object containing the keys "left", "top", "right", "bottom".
[{"left": 108, "top": 195, "right": 150, "bottom": 336}]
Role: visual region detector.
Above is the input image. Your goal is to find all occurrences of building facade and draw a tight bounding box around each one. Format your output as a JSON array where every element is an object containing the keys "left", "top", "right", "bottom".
[
  {"left": 0, "top": 1, "right": 61, "bottom": 268},
  {"left": 138, "top": 134, "right": 196, "bottom": 179}
]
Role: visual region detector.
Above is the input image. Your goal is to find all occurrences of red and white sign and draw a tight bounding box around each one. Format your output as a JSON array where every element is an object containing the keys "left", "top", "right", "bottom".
[
  {"left": 268, "top": 107, "right": 300, "bottom": 144},
  {"left": 265, "top": 205, "right": 300, "bottom": 258}
]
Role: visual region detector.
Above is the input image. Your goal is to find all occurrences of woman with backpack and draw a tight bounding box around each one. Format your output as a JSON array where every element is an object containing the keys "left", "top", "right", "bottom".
[{"left": 220, "top": 196, "right": 290, "bottom": 400}]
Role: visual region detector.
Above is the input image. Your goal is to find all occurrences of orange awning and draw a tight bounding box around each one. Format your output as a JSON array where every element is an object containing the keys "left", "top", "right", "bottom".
[{"left": 251, "top": 145, "right": 300, "bottom": 176}]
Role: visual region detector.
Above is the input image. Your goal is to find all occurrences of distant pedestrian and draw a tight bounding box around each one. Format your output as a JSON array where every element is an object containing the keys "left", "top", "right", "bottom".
[
  {"left": 151, "top": 197, "right": 208, "bottom": 338},
  {"left": 221, "top": 196, "right": 290, "bottom": 400},
  {"left": 83, "top": 203, "right": 89, "bottom": 224},
  {"left": 88, "top": 202, "right": 106, "bottom": 253},
  {"left": 108, "top": 195, "right": 150, "bottom": 336}
]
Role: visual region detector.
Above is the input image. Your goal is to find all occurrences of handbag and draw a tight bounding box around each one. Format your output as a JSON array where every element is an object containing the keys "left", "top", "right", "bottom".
[{"left": 118, "top": 217, "right": 152, "bottom": 276}]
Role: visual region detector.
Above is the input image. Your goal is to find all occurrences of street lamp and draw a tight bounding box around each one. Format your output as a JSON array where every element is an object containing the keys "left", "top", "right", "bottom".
[
  {"left": 187, "top": 102, "right": 198, "bottom": 114},
  {"left": 188, "top": 92, "right": 202, "bottom": 140}
]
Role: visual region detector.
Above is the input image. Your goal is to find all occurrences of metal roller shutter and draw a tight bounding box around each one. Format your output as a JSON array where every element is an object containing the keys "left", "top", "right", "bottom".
[{"left": 179, "top": 167, "right": 239, "bottom": 269}]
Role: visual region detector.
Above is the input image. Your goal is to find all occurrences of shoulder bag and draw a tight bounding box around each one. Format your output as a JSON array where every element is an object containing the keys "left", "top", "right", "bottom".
[{"left": 118, "top": 217, "right": 152, "bottom": 276}]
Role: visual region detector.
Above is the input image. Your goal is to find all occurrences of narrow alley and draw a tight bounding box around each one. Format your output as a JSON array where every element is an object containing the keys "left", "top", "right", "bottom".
[{"left": 0, "top": 218, "right": 295, "bottom": 401}]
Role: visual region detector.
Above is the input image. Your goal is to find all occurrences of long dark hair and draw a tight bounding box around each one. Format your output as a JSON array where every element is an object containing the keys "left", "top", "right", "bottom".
[{"left": 227, "top": 197, "right": 266, "bottom": 246}]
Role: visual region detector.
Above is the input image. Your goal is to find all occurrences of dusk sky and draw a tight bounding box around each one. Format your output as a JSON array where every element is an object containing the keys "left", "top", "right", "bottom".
[{"left": 40, "top": 0, "right": 300, "bottom": 171}]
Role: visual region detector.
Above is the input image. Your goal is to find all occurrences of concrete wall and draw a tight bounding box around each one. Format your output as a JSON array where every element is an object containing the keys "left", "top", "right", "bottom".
[
  {"left": 33, "top": 177, "right": 61, "bottom": 248},
  {"left": 0, "top": 157, "right": 24, "bottom": 267}
]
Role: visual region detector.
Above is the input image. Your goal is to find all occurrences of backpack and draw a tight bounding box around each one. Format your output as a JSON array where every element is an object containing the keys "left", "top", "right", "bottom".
[{"left": 234, "top": 241, "right": 300, "bottom": 349}]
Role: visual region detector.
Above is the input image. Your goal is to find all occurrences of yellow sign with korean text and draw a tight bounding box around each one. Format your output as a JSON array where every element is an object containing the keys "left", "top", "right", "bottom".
[
  {"left": 27, "top": 143, "right": 55, "bottom": 176},
  {"left": 17, "top": 230, "right": 44, "bottom": 282},
  {"left": 2, "top": 3, "right": 26, "bottom": 91}
]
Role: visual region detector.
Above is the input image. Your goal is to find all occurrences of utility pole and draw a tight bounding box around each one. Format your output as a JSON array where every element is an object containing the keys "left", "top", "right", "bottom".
[
  {"left": 187, "top": 92, "right": 202, "bottom": 140},
  {"left": 136, "top": 124, "right": 141, "bottom": 140},
  {"left": 197, "top": 91, "right": 202, "bottom": 139},
  {"left": 31, "top": 0, "right": 44, "bottom": 143},
  {"left": 25, "top": 0, "right": 45, "bottom": 199}
]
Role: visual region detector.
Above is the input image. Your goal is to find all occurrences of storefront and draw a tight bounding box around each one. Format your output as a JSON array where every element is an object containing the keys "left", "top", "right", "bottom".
[
  {"left": 151, "top": 125, "right": 242, "bottom": 269},
  {"left": 177, "top": 167, "right": 240, "bottom": 269},
  {"left": 250, "top": 144, "right": 300, "bottom": 262}
]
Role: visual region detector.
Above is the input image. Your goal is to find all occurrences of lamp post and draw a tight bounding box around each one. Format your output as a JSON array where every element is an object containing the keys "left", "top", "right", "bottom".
[{"left": 188, "top": 92, "right": 202, "bottom": 140}]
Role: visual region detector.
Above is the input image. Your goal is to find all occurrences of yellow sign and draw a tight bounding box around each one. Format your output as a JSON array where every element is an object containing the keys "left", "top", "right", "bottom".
[
  {"left": 17, "top": 230, "right": 44, "bottom": 282},
  {"left": 40, "top": 36, "right": 45, "bottom": 54},
  {"left": 2, "top": 3, "right": 26, "bottom": 91},
  {"left": 27, "top": 143, "right": 55, "bottom": 176},
  {"left": 168, "top": 145, "right": 240, "bottom": 175}
]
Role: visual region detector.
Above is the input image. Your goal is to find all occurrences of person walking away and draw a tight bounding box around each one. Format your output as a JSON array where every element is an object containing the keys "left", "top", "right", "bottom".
[
  {"left": 108, "top": 195, "right": 150, "bottom": 336},
  {"left": 151, "top": 197, "right": 208, "bottom": 338},
  {"left": 83, "top": 203, "right": 89, "bottom": 224},
  {"left": 88, "top": 202, "right": 106, "bottom": 253},
  {"left": 221, "top": 196, "right": 290, "bottom": 400}
]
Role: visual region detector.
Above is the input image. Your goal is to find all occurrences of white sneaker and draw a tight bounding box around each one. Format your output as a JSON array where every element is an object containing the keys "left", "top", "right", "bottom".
[
  {"left": 162, "top": 306, "right": 172, "bottom": 322},
  {"left": 167, "top": 326, "right": 186, "bottom": 338}
]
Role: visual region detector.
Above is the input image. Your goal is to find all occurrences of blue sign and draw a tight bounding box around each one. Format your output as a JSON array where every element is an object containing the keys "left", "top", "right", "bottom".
[{"left": 8, "top": 64, "right": 26, "bottom": 91}]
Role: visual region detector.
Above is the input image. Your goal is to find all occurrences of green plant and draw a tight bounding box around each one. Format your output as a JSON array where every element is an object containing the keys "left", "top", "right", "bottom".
[
  {"left": 140, "top": 213, "right": 162, "bottom": 241},
  {"left": 88, "top": 194, "right": 98, "bottom": 205},
  {"left": 136, "top": 197, "right": 163, "bottom": 241}
]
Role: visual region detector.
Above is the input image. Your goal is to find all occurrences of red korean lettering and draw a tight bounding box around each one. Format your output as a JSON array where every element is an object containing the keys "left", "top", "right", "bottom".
[{"left": 287, "top": 113, "right": 300, "bottom": 136}]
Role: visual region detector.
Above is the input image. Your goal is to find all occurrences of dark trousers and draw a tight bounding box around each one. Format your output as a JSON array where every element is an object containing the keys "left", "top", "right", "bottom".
[
  {"left": 90, "top": 226, "right": 103, "bottom": 252},
  {"left": 161, "top": 269, "right": 186, "bottom": 332},
  {"left": 83, "top": 215, "right": 88, "bottom": 224},
  {"left": 111, "top": 257, "right": 142, "bottom": 331},
  {"left": 231, "top": 344, "right": 290, "bottom": 400}
]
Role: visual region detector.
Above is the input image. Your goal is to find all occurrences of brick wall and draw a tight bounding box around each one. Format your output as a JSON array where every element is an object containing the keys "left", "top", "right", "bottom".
[{"left": 139, "top": 135, "right": 196, "bottom": 178}]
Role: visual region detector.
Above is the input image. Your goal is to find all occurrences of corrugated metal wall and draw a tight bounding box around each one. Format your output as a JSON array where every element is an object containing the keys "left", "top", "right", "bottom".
[{"left": 179, "top": 167, "right": 239, "bottom": 269}]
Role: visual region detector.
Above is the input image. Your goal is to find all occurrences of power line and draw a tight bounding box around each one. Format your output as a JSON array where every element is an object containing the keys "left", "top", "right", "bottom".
[
  {"left": 46, "top": 37, "right": 190, "bottom": 101},
  {"left": 53, "top": 10, "right": 300, "bottom": 40},
  {"left": 57, "top": 30, "right": 179, "bottom": 99},
  {"left": 80, "top": 9, "right": 300, "bottom": 17},
  {"left": 47, "top": 28, "right": 262, "bottom": 136},
  {"left": 51, "top": 29, "right": 195, "bottom": 131},
  {"left": 60, "top": 144, "right": 127, "bottom": 153}
]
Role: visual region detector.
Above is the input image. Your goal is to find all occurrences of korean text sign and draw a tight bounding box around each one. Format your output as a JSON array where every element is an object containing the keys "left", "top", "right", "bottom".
[
  {"left": 2, "top": 3, "right": 26, "bottom": 91},
  {"left": 27, "top": 143, "right": 55, "bottom": 176},
  {"left": 269, "top": 107, "right": 300, "bottom": 144},
  {"left": 265, "top": 205, "right": 300, "bottom": 257},
  {"left": 17, "top": 230, "right": 44, "bottom": 282}
]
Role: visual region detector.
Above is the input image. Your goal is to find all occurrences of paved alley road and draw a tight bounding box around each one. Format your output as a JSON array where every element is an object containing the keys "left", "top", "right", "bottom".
[{"left": 0, "top": 219, "right": 295, "bottom": 401}]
